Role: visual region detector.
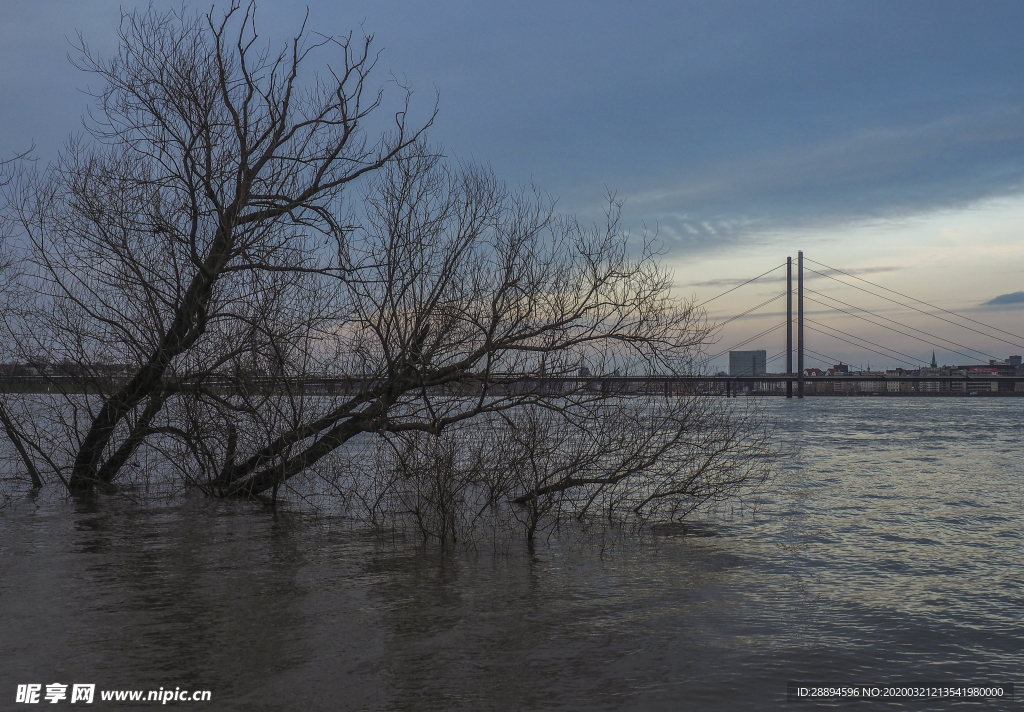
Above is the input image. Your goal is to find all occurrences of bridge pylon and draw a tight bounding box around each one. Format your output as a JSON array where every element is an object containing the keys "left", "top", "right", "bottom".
[
  {"left": 787, "top": 256, "right": 793, "bottom": 398},
  {"left": 798, "top": 250, "right": 804, "bottom": 398}
]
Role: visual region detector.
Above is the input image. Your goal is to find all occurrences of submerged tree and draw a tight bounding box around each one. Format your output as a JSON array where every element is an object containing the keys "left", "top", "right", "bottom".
[
  {"left": 0, "top": 3, "right": 773, "bottom": 537},
  {"left": 2, "top": 1, "right": 431, "bottom": 492}
]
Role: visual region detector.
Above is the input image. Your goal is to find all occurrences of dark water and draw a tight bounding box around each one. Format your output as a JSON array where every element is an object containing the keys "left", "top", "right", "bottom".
[{"left": 1, "top": 399, "right": 1021, "bottom": 710}]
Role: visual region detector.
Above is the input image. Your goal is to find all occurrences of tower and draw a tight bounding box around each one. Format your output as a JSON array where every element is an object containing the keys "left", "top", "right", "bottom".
[{"left": 931, "top": 351, "right": 937, "bottom": 368}]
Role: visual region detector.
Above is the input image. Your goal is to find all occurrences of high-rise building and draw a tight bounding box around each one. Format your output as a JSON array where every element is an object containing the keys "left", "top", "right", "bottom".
[{"left": 729, "top": 350, "right": 766, "bottom": 376}]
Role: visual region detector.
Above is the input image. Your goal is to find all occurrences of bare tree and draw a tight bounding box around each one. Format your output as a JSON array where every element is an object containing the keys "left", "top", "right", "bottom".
[
  {"left": 333, "top": 396, "right": 772, "bottom": 546},
  {"left": 1, "top": 3, "right": 773, "bottom": 535},
  {"left": 198, "top": 151, "right": 717, "bottom": 500},
  {"left": 1, "top": 2, "right": 431, "bottom": 492}
]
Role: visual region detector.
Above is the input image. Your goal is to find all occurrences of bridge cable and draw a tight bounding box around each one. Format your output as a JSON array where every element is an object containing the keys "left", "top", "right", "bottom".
[
  {"left": 804, "top": 318, "right": 924, "bottom": 363},
  {"left": 804, "top": 324, "right": 921, "bottom": 368},
  {"left": 804, "top": 264, "right": 1024, "bottom": 352},
  {"left": 803, "top": 291, "right": 1002, "bottom": 363},
  {"left": 804, "top": 258, "right": 1024, "bottom": 349},
  {"left": 804, "top": 347, "right": 849, "bottom": 367},
  {"left": 804, "top": 287, "right": 1003, "bottom": 361},
  {"left": 710, "top": 292, "right": 787, "bottom": 331},
  {"left": 695, "top": 262, "right": 786, "bottom": 308},
  {"left": 709, "top": 321, "right": 787, "bottom": 360}
]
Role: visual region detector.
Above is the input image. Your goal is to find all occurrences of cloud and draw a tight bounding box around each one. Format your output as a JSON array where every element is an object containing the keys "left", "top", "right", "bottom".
[
  {"left": 6, "top": 0, "right": 1024, "bottom": 262},
  {"left": 983, "top": 291, "right": 1024, "bottom": 306},
  {"left": 629, "top": 104, "right": 1024, "bottom": 252}
]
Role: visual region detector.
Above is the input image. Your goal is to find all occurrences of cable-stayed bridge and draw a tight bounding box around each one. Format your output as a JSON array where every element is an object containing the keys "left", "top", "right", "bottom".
[{"left": 695, "top": 251, "right": 1024, "bottom": 397}]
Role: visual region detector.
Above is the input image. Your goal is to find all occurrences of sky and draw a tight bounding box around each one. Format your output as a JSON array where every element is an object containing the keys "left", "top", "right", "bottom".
[{"left": 2, "top": 0, "right": 1023, "bottom": 371}]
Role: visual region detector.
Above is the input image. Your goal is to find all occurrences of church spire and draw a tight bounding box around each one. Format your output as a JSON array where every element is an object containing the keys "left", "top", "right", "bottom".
[{"left": 931, "top": 351, "right": 937, "bottom": 368}]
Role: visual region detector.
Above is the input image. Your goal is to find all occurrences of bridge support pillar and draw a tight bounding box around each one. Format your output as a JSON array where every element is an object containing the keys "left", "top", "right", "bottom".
[
  {"left": 798, "top": 250, "right": 804, "bottom": 399},
  {"left": 787, "top": 255, "right": 793, "bottom": 398}
]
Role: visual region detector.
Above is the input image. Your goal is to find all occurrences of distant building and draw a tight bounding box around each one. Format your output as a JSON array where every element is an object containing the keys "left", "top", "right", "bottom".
[
  {"left": 965, "top": 362, "right": 1015, "bottom": 375},
  {"left": 729, "top": 350, "right": 766, "bottom": 376}
]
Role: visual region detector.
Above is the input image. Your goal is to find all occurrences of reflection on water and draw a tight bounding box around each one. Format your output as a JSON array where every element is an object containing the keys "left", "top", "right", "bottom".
[{"left": 1, "top": 399, "right": 1022, "bottom": 710}]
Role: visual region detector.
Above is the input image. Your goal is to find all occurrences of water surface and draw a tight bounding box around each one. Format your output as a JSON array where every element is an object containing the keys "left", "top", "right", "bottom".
[{"left": 1, "top": 399, "right": 1021, "bottom": 710}]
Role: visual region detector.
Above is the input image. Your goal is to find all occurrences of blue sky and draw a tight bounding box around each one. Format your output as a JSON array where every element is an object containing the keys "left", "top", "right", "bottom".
[{"left": 3, "top": 0, "right": 1023, "bottom": 369}]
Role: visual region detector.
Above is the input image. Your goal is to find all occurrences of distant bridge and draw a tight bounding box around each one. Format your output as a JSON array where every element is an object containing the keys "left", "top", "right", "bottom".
[
  {"left": 4, "top": 373, "right": 1023, "bottom": 397},
  {"left": 696, "top": 251, "right": 1024, "bottom": 398}
]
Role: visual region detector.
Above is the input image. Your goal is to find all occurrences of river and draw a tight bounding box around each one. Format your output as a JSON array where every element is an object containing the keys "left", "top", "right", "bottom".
[{"left": 1, "top": 398, "right": 1021, "bottom": 710}]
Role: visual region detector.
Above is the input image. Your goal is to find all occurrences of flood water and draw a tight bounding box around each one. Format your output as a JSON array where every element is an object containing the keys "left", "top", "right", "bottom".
[{"left": 1, "top": 399, "right": 1022, "bottom": 710}]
